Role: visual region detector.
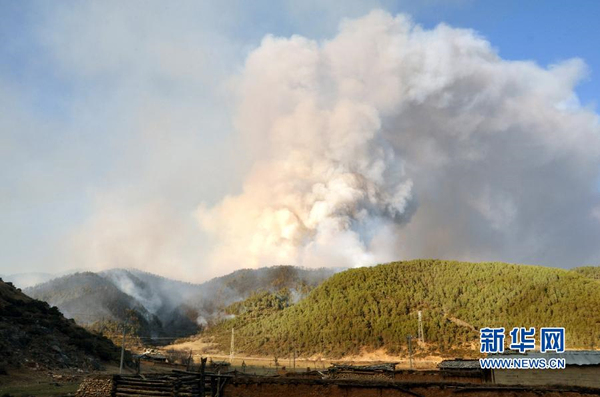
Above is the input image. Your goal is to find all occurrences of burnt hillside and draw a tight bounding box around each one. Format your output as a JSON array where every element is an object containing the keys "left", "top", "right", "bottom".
[{"left": 24, "top": 266, "right": 338, "bottom": 341}]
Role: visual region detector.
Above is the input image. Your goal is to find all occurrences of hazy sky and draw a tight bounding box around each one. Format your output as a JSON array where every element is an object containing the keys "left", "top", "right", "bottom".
[{"left": 1, "top": 1, "right": 600, "bottom": 281}]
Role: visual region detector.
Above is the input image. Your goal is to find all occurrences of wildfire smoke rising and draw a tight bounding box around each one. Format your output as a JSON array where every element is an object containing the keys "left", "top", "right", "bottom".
[{"left": 197, "top": 10, "right": 600, "bottom": 273}]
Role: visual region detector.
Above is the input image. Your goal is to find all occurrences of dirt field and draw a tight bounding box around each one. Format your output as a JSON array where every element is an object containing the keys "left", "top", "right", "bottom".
[
  {"left": 224, "top": 377, "right": 600, "bottom": 397},
  {"left": 73, "top": 373, "right": 600, "bottom": 397},
  {"left": 0, "top": 340, "right": 462, "bottom": 396},
  {"left": 0, "top": 362, "right": 168, "bottom": 397},
  {"left": 0, "top": 369, "right": 82, "bottom": 397},
  {"left": 165, "top": 338, "right": 443, "bottom": 373}
]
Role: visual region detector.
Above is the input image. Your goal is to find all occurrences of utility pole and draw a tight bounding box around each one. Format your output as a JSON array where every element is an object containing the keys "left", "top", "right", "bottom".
[
  {"left": 187, "top": 350, "right": 193, "bottom": 371},
  {"left": 199, "top": 357, "right": 207, "bottom": 396},
  {"left": 418, "top": 310, "right": 424, "bottom": 343},
  {"left": 407, "top": 335, "right": 413, "bottom": 370},
  {"left": 230, "top": 328, "right": 235, "bottom": 364},
  {"left": 119, "top": 323, "right": 127, "bottom": 374}
]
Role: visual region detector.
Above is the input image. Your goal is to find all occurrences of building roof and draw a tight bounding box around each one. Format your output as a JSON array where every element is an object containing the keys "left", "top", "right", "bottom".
[
  {"left": 502, "top": 351, "right": 600, "bottom": 366},
  {"left": 439, "top": 351, "right": 600, "bottom": 369},
  {"left": 330, "top": 363, "right": 399, "bottom": 372},
  {"left": 438, "top": 359, "right": 481, "bottom": 370}
]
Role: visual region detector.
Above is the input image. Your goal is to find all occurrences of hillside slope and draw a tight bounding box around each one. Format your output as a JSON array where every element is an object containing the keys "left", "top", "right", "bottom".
[
  {"left": 571, "top": 266, "right": 600, "bottom": 281},
  {"left": 192, "top": 266, "right": 339, "bottom": 316},
  {"left": 0, "top": 278, "right": 121, "bottom": 371},
  {"left": 25, "top": 266, "right": 337, "bottom": 341},
  {"left": 209, "top": 260, "right": 600, "bottom": 357},
  {"left": 25, "top": 272, "right": 146, "bottom": 323}
]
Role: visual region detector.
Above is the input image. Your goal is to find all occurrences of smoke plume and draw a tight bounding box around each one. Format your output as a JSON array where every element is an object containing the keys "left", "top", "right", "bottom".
[{"left": 197, "top": 10, "right": 600, "bottom": 273}]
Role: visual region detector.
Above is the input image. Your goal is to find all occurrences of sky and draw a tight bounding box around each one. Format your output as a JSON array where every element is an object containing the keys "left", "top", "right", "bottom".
[{"left": 1, "top": 1, "right": 599, "bottom": 281}]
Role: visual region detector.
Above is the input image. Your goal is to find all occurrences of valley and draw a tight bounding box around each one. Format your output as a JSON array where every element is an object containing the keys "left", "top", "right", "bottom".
[{"left": 3, "top": 260, "right": 600, "bottom": 395}]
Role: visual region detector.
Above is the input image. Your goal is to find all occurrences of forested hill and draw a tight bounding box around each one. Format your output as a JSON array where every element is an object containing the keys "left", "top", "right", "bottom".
[
  {"left": 209, "top": 260, "right": 600, "bottom": 358},
  {"left": 571, "top": 266, "right": 600, "bottom": 281},
  {"left": 24, "top": 266, "right": 337, "bottom": 342}
]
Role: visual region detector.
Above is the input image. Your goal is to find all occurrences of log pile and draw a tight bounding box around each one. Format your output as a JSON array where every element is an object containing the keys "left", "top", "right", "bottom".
[
  {"left": 75, "top": 375, "right": 115, "bottom": 396},
  {"left": 327, "top": 363, "right": 398, "bottom": 381},
  {"left": 115, "top": 374, "right": 204, "bottom": 396},
  {"left": 76, "top": 371, "right": 231, "bottom": 396}
]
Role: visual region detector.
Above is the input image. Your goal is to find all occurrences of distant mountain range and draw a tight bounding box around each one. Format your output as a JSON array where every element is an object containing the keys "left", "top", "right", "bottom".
[
  {"left": 23, "top": 266, "right": 338, "bottom": 340},
  {"left": 1, "top": 269, "right": 84, "bottom": 289},
  {"left": 12, "top": 260, "right": 600, "bottom": 359}
]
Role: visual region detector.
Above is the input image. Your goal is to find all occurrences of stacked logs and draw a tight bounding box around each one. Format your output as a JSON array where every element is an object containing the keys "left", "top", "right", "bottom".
[
  {"left": 115, "top": 374, "right": 202, "bottom": 396},
  {"left": 75, "top": 375, "right": 115, "bottom": 396},
  {"left": 76, "top": 371, "right": 231, "bottom": 396}
]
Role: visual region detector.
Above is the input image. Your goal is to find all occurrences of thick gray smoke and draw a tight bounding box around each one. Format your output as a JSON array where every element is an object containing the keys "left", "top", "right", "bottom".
[{"left": 197, "top": 10, "right": 600, "bottom": 272}]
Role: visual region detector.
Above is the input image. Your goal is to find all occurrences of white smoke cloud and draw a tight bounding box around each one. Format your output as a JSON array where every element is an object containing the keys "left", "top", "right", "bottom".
[
  {"left": 197, "top": 10, "right": 600, "bottom": 273},
  {"left": 10, "top": 4, "right": 600, "bottom": 280}
]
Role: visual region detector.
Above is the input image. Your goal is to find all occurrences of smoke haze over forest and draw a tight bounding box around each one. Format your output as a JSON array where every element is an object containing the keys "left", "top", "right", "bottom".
[{"left": 2, "top": 2, "right": 600, "bottom": 281}]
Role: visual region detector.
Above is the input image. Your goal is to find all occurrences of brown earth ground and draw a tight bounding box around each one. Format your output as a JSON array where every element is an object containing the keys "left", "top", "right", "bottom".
[
  {"left": 165, "top": 338, "right": 444, "bottom": 372},
  {"left": 0, "top": 338, "right": 443, "bottom": 397},
  {"left": 224, "top": 378, "right": 600, "bottom": 397},
  {"left": 0, "top": 362, "right": 185, "bottom": 397}
]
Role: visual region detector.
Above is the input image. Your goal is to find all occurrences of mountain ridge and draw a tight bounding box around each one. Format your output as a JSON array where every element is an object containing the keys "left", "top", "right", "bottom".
[
  {"left": 207, "top": 260, "right": 600, "bottom": 358},
  {"left": 24, "top": 265, "right": 338, "bottom": 341}
]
